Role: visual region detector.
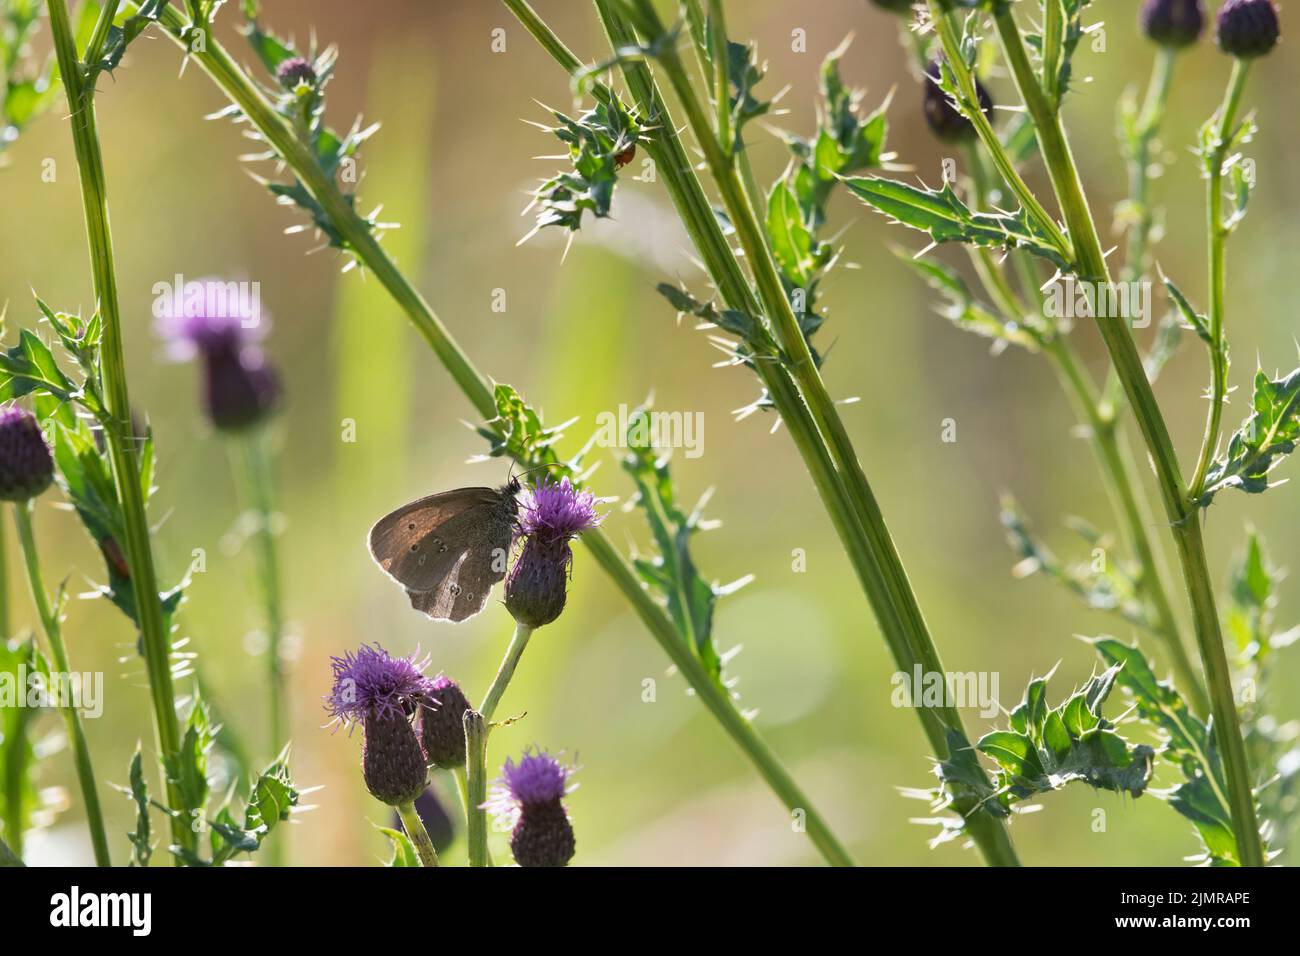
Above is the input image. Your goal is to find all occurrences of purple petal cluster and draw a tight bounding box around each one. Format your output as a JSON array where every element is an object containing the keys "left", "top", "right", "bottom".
[
  {"left": 501, "top": 749, "right": 574, "bottom": 805},
  {"left": 487, "top": 749, "right": 578, "bottom": 867},
  {"left": 516, "top": 478, "right": 602, "bottom": 544},
  {"left": 276, "top": 56, "right": 318, "bottom": 89},
  {"left": 325, "top": 643, "right": 434, "bottom": 724}
]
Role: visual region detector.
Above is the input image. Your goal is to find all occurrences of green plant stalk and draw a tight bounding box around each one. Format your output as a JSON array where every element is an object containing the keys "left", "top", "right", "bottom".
[
  {"left": 480, "top": 622, "right": 533, "bottom": 723},
  {"left": 1041, "top": 0, "right": 1064, "bottom": 105},
  {"left": 227, "top": 426, "right": 286, "bottom": 866},
  {"left": 1189, "top": 59, "right": 1250, "bottom": 501},
  {"left": 46, "top": 0, "right": 194, "bottom": 859},
  {"left": 1, "top": 699, "right": 25, "bottom": 857},
  {"left": 1123, "top": 46, "right": 1176, "bottom": 283},
  {"left": 12, "top": 502, "right": 111, "bottom": 866},
  {"left": 145, "top": 1, "right": 856, "bottom": 866},
  {"left": 396, "top": 800, "right": 439, "bottom": 867},
  {"left": 464, "top": 710, "right": 489, "bottom": 867},
  {"left": 0, "top": 520, "right": 8, "bottom": 642},
  {"left": 984, "top": 5, "right": 1264, "bottom": 866},
  {"left": 83, "top": 0, "right": 121, "bottom": 67},
  {"left": 608, "top": 0, "right": 1018, "bottom": 864},
  {"left": 961, "top": 145, "right": 1207, "bottom": 715}
]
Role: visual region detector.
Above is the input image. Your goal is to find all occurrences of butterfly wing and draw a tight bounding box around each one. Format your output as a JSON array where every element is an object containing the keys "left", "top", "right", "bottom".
[
  {"left": 368, "top": 488, "right": 499, "bottom": 593},
  {"left": 369, "top": 485, "right": 518, "bottom": 623}
]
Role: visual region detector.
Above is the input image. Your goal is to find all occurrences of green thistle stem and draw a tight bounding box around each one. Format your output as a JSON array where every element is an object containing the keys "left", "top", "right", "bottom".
[
  {"left": 980, "top": 4, "right": 1265, "bottom": 867},
  {"left": 1189, "top": 59, "right": 1251, "bottom": 502},
  {"left": 480, "top": 622, "right": 533, "bottom": 723},
  {"left": 12, "top": 502, "right": 111, "bottom": 867},
  {"left": 45, "top": 0, "right": 194, "bottom": 860},
  {"left": 961, "top": 141, "right": 1208, "bottom": 717},
  {"left": 396, "top": 801, "right": 439, "bottom": 867},
  {"left": 602, "top": 0, "right": 1017, "bottom": 866},
  {"left": 227, "top": 426, "right": 287, "bottom": 865},
  {"left": 464, "top": 710, "right": 490, "bottom": 867},
  {"left": 144, "top": 0, "right": 857, "bottom": 867}
]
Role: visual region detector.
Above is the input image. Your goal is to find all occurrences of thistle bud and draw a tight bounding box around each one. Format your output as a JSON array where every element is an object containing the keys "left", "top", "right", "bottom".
[
  {"left": 1216, "top": 0, "right": 1281, "bottom": 58},
  {"left": 1140, "top": 0, "right": 1206, "bottom": 48},
  {"left": 0, "top": 405, "right": 54, "bottom": 502},
  {"left": 418, "top": 675, "right": 472, "bottom": 770},
  {"left": 156, "top": 279, "right": 281, "bottom": 432},
  {"left": 923, "top": 61, "right": 994, "bottom": 144},
  {"left": 487, "top": 750, "right": 576, "bottom": 868},
  {"left": 326, "top": 643, "right": 434, "bottom": 806},
  {"left": 504, "top": 478, "right": 601, "bottom": 629},
  {"left": 276, "top": 56, "right": 318, "bottom": 90}
]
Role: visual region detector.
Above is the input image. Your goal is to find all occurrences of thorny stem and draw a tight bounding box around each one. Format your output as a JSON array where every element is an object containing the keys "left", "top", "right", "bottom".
[
  {"left": 1189, "top": 59, "right": 1251, "bottom": 502},
  {"left": 464, "top": 710, "right": 490, "bottom": 867},
  {"left": 396, "top": 800, "right": 439, "bottom": 867},
  {"left": 594, "top": 0, "right": 1018, "bottom": 865},
  {"left": 960, "top": 143, "right": 1208, "bottom": 716},
  {"left": 144, "top": 1, "right": 855, "bottom": 866},
  {"left": 46, "top": 0, "right": 195, "bottom": 859},
  {"left": 84, "top": 0, "right": 122, "bottom": 68},
  {"left": 12, "top": 502, "right": 112, "bottom": 867},
  {"left": 227, "top": 427, "right": 287, "bottom": 866},
  {"left": 979, "top": 4, "right": 1265, "bottom": 866}
]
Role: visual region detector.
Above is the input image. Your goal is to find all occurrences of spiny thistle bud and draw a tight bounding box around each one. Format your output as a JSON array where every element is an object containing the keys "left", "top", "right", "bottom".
[
  {"left": 0, "top": 405, "right": 54, "bottom": 502},
  {"left": 1140, "top": 0, "right": 1206, "bottom": 47},
  {"left": 156, "top": 279, "right": 281, "bottom": 432},
  {"left": 504, "top": 478, "right": 601, "bottom": 629},
  {"left": 923, "top": 61, "right": 994, "bottom": 144},
  {"left": 1215, "top": 0, "right": 1280, "bottom": 57},
  {"left": 326, "top": 644, "right": 434, "bottom": 806},
  {"left": 276, "top": 56, "right": 318, "bottom": 90},
  {"left": 487, "top": 749, "right": 576, "bottom": 868},
  {"left": 418, "top": 675, "right": 472, "bottom": 770}
]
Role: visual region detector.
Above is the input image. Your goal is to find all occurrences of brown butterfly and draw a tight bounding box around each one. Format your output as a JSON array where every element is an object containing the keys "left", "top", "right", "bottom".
[{"left": 368, "top": 478, "right": 522, "bottom": 623}]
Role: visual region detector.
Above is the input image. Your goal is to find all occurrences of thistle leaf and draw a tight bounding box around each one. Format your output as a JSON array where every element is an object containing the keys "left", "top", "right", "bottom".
[
  {"left": 621, "top": 402, "right": 739, "bottom": 690},
  {"left": 377, "top": 826, "right": 419, "bottom": 867},
  {"left": 976, "top": 665, "right": 1154, "bottom": 814},
  {"left": 843, "top": 176, "right": 1070, "bottom": 270},
  {"left": 1200, "top": 366, "right": 1300, "bottom": 505}
]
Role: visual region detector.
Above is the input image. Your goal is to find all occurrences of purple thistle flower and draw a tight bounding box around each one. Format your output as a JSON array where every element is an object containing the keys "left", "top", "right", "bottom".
[
  {"left": 326, "top": 643, "right": 435, "bottom": 724},
  {"left": 0, "top": 405, "right": 54, "bottom": 502},
  {"left": 156, "top": 278, "right": 281, "bottom": 431},
  {"left": 276, "top": 56, "right": 318, "bottom": 89},
  {"left": 326, "top": 643, "right": 434, "bottom": 806},
  {"left": 486, "top": 749, "right": 577, "bottom": 867},
  {"left": 1216, "top": 0, "right": 1280, "bottom": 58},
  {"left": 418, "top": 675, "right": 472, "bottom": 770},
  {"left": 1140, "top": 0, "right": 1206, "bottom": 48},
  {"left": 505, "top": 478, "right": 602, "bottom": 629}
]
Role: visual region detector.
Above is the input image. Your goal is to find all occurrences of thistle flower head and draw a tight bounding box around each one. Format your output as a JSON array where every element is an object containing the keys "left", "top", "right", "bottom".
[
  {"left": 418, "top": 674, "right": 472, "bottom": 770},
  {"left": 326, "top": 643, "right": 433, "bottom": 806},
  {"left": 922, "top": 61, "right": 994, "bottom": 144},
  {"left": 276, "top": 56, "right": 318, "bottom": 90},
  {"left": 156, "top": 279, "right": 281, "bottom": 431},
  {"left": 515, "top": 477, "right": 602, "bottom": 544},
  {"left": 486, "top": 749, "right": 577, "bottom": 867},
  {"left": 0, "top": 405, "right": 54, "bottom": 502},
  {"left": 1215, "top": 0, "right": 1280, "bottom": 58},
  {"left": 505, "top": 478, "right": 602, "bottom": 629},
  {"left": 325, "top": 643, "right": 434, "bottom": 725},
  {"left": 1140, "top": 0, "right": 1206, "bottom": 47}
]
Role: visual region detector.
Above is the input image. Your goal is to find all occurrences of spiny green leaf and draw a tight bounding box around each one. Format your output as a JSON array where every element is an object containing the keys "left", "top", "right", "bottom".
[
  {"left": 377, "top": 826, "right": 418, "bottom": 867},
  {"left": 116, "top": 744, "right": 153, "bottom": 867},
  {"left": 1200, "top": 366, "right": 1300, "bottom": 505},
  {"left": 977, "top": 664, "right": 1154, "bottom": 814},
  {"left": 621, "top": 401, "right": 746, "bottom": 691},
  {"left": 895, "top": 249, "right": 1040, "bottom": 351},
  {"left": 843, "top": 176, "right": 1070, "bottom": 270},
  {"left": 1090, "top": 637, "right": 1253, "bottom": 865}
]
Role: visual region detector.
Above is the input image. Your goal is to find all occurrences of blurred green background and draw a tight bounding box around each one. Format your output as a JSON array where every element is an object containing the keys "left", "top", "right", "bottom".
[{"left": 2, "top": 0, "right": 1297, "bottom": 866}]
